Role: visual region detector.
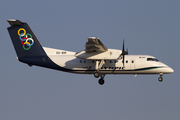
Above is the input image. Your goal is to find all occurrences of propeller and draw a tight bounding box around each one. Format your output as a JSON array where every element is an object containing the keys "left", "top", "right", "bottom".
[{"left": 121, "top": 40, "right": 128, "bottom": 68}]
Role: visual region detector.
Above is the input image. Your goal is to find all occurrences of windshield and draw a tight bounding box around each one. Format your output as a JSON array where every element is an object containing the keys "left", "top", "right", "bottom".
[{"left": 147, "top": 58, "right": 160, "bottom": 62}]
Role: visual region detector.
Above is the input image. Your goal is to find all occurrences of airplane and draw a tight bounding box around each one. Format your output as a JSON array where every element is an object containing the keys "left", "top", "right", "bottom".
[{"left": 7, "top": 19, "right": 174, "bottom": 85}]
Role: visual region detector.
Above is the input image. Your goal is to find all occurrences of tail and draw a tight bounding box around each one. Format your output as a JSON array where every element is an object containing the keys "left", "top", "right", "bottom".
[
  {"left": 7, "top": 19, "right": 70, "bottom": 72},
  {"left": 7, "top": 19, "right": 47, "bottom": 66},
  {"left": 7, "top": 19, "right": 46, "bottom": 57}
]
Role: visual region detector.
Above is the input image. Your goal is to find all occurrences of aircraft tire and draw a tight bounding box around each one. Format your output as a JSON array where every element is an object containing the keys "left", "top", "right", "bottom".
[
  {"left": 94, "top": 72, "right": 100, "bottom": 78},
  {"left": 158, "top": 77, "right": 163, "bottom": 82},
  {"left": 98, "top": 79, "right": 104, "bottom": 85}
]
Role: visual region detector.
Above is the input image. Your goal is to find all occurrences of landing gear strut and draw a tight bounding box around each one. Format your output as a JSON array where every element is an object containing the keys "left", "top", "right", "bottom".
[
  {"left": 98, "top": 74, "right": 105, "bottom": 85},
  {"left": 158, "top": 73, "right": 163, "bottom": 82},
  {"left": 93, "top": 60, "right": 106, "bottom": 85}
]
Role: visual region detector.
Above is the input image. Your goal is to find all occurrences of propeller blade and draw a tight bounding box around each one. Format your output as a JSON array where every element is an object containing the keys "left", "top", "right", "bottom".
[
  {"left": 126, "top": 48, "right": 128, "bottom": 55},
  {"left": 121, "top": 39, "right": 128, "bottom": 68},
  {"left": 122, "top": 54, "right": 125, "bottom": 68},
  {"left": 122, "top": 39, "right": 125, "bottom": 67},
  {"left": 123, "top": 39, "right": 125, "bottom": 53}
]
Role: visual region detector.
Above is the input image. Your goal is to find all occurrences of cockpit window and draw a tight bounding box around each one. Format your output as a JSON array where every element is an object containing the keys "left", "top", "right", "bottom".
[
  {"left": 147, "top": 58, "right": 159, "bottom": 62},
  {"left": 154, "top": 58, "right": 159, "bottom": 62}
]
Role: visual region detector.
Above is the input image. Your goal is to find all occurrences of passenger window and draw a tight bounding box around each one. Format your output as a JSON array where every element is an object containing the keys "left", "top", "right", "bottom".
[
  {"left": 56, "top": 51, "right": 60, "bottom": 54},
  {"left": 132, "top": 60, "right": 134, "bottom": 63},
  {"left": 62, "top": 51, "right": 66, "bottom": 54},
  {"left": 126, "top": 60, "right": 128, "bottom": 63}
]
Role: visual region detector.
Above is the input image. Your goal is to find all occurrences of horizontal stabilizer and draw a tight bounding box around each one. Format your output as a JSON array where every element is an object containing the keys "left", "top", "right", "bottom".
[{"left": 7, "top": 19, "right": 23, "bottom": 26}]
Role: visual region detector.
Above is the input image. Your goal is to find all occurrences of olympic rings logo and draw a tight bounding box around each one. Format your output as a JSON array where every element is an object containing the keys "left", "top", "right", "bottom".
[
  {"left": 109, "top": 51, "right": 113, "bottom": 56},
  {"left": 17, "top": 28, "right": 34, "bottom": 50}
]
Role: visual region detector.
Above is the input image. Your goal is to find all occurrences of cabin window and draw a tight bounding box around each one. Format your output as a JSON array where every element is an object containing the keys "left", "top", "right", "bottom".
[
  {"left": 80, "top": 60, "right": 82, "bottom": 63},
  {"left": 56, "top": 51, "right": 60, "bottom": 54},
  {"left": 62, "top": 51, "right": 66, "bottom": 54},
  {"left": 126, "top": 60, "right": 128, "bottom": 63},
  {"left": 84, "top": 60, "right": 86, "bottom": 63},
  {"left": 132, "top": 60, "right": 134, "bottom": 63}
]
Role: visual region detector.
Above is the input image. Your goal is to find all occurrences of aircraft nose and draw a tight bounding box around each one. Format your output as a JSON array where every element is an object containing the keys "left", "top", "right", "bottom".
[{"left": 168, "top": 67, "right": 174, "bottom": 73}]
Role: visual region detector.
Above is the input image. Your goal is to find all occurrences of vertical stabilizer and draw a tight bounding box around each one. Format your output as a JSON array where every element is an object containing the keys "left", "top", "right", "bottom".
[{"left": 7, "top": 19, "right": 46, "bottom": 57}]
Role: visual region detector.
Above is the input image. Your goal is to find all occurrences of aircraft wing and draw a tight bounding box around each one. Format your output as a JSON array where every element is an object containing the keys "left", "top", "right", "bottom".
[
  {"left": 85, "top": 37, "right": 108, "bottom": 53},
  {"left": 75, "top": 37, "right": 122, "bottom": 60}
]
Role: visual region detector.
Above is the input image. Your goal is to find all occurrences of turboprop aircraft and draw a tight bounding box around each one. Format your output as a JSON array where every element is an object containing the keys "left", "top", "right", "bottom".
[{"left": 7, "top": 19, "right": 174, "bottom": 85}]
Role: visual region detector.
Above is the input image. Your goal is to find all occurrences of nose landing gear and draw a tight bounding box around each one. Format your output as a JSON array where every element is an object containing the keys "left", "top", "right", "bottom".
[{"left": 158, "top": 73, "right": 163, "bottom": 82}]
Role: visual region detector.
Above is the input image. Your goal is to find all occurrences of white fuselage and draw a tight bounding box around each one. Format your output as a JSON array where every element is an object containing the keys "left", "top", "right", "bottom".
[{"left": 43, "top": 47, "right": 174, "bottom": 75}]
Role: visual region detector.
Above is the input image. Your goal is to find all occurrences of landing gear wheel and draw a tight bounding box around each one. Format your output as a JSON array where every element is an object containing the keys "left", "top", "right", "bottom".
[
  {"left": 158, "top": 73, "right": 163, "bottom": 82},
  {"left": 98, "top": 79, "right": 105, "bottom": 85},
  {"left": 158, "top": 77, "right": 163, "bottom": 82},
  {"left": 94, "top": 72, "right": 100, "bottom": 78}
]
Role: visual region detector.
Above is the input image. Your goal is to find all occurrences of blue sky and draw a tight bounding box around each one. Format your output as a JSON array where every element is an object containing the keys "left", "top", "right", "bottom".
[{"left": 0, "top": 0, "right": 180, "bottom": 120}]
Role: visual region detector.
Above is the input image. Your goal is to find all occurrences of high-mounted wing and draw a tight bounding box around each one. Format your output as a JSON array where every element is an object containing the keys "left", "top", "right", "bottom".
[
  {"left": 85, "top": 37, "right": 108, "bottom": 53},
  {"left": 75, "top": 37, "right": 122, "bottom": 60}
]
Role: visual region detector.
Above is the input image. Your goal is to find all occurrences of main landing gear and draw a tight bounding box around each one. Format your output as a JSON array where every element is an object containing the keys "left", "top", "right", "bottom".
[
  {"left": 94, "top": 72, "right": 105, "bottom": 85},
  {"left": 98, "top": 74, "right": 105, "bottom": 85},
  {"left": 158, "top": 73, "right": 163, "bottom": 82},
  {"left": 94, "top": 72, "right": 100, "bottom": 78}
]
